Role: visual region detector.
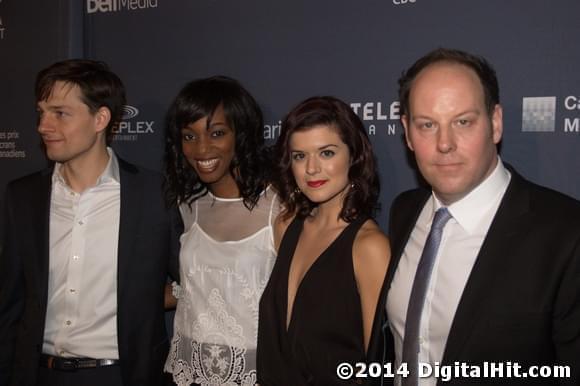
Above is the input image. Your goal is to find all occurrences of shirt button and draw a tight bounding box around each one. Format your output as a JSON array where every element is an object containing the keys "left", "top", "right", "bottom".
[
  {"left": 65, "top": 320, "right": 71, "bottom": 326},
  {"left": 78, "top": 220, "right": 84, "bottom": 225},
  {"left": 69, "top": 289, "right": 76, "bottom": 293},
  {"left": 72, "top": 255, "right": 79, "bottom": 260},
  {"left": 419, "top": 337, "right": 424, "bottom": 345}
]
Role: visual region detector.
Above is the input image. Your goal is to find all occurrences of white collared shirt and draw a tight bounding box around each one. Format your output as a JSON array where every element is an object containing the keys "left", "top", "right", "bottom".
[
  {"left": 43, "top": 147, "right": 121, "bottom": 359},
  {"left": 386, "top": 158, "right": 511, "bottom": 386}
]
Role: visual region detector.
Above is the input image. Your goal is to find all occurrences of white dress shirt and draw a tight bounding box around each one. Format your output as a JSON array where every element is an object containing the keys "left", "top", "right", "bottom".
[
  {"left": 386, "top": 158, "right": 510, "bottom": 386},
  {"left": 43, "top": 148, "right": 121, "bottom": 359}
]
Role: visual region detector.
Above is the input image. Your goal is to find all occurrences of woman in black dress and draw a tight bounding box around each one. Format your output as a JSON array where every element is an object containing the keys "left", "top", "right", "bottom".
[{"left": 257, "top": 96, "right": 391, "bottom": 385}]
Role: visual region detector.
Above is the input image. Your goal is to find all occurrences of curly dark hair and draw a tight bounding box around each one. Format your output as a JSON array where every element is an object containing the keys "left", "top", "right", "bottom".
[
  {"left": 274, "top": 96, "right": 380, "bottom": 222},
  {"left": 164, "top": 76, "right": 270, "bottom": 209}
]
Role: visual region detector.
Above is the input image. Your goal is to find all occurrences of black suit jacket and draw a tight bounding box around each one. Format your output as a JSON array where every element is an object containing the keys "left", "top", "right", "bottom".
[
  {"left": 0, "top": 158, "right": 181, "bottom": 386},
  {"left": 376, "top": 168, "right": 580, "bottom": 385}
]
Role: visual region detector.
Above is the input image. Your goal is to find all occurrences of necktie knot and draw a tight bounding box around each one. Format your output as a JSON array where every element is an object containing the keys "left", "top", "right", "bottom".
[{"left": 432, "top": 207, "right": 452, "bottom": 231}]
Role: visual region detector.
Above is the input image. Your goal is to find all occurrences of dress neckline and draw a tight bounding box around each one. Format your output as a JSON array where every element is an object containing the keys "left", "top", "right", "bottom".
[
  {"left": 284, "top": 217, "right": 363, "bottom": 333},
  {"left": 207, "top": 185, "right": 271, "bottom": 202}
]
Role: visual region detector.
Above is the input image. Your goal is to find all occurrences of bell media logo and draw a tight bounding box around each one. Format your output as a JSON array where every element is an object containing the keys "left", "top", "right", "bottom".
[
  {"left": 521, "top": 96, "right": 556, "bottom": 132},
  {"left": 86, "top": 0, "right": 158, "bottom": 14}
]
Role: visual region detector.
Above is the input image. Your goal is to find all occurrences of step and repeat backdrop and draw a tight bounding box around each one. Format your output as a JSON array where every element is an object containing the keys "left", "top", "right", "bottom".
[{"left": 1, "top": 0, "right": 579, "bottom": 233}]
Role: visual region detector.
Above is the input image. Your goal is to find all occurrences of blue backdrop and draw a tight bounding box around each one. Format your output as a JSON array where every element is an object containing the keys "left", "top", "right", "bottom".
[{"left": 1, "top": 0, "right": 579, "bottom": 234}]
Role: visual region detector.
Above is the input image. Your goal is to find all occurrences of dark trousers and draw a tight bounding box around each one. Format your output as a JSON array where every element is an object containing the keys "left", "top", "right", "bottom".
[{"left": 37, "top": 365, "right": 124, "bottom": 386}]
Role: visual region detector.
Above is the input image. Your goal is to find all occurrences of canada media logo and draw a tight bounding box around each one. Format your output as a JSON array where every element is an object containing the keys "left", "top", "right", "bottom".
[
  {"left": 112, "top": 105, "right": 155, "bottom": 141},
  {"left": 522, "top": 96, "right": 579, "bottom": 133},
  {"left": 86, "top": 0, "right": 158, "bottom": 14},
  {"left": 521, "top": 96, "right": 556, "bottom": 132}
]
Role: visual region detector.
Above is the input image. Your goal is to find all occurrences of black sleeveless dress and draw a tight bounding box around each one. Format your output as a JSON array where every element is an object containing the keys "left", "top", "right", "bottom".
[{"left": 257, "top": 216, "right": 368, "bottom": 386}]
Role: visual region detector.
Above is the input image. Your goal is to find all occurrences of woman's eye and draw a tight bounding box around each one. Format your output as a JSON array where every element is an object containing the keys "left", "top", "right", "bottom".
[
  {"left": 291, "top": 152, "right": 305, "bottom": 161},
  {"left": 182, "top": 133, "right": 195, "bottom": 141},
  {"left": 320, "top": 150, "right": 335, "bottom": 158},
  {"left": 211, "top": 130, "right": 225, "bottom": 138}
]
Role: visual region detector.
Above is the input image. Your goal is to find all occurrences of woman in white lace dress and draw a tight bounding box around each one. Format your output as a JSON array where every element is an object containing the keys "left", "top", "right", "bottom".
[{"left": 163, "top": 76, "right": 279, "bottom": 386}]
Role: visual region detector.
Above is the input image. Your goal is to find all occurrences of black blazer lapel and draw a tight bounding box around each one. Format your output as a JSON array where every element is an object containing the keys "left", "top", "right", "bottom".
[
  {"left": 32, "top": 168, "right": 53, "bottom": 309},
  {"left": 116, "top": 159, "right": 143, "bottom": 305},
  {"left": 368, "top": 189, "right": 430, "bottom": 365},
  {"left": 441, "top": 171, "right": 535, "bottom": 369},
  {"left": 386, "top": 189, "right": 430, "bottom": 292}
]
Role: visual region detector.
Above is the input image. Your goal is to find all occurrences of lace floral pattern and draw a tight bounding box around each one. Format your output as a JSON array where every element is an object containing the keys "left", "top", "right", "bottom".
[
  {"left": 165, "top": 192, "right": 278, "bottom": 386},
  {"left": 167, "top": 289, "right": 259, "bottom": 385}
]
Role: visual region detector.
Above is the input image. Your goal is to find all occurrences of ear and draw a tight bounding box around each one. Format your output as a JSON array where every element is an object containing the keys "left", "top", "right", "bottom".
[
  {"left": 491, "top": 104, "right": 503, "bottom": 144},
  {"left": 401, "top": 114, "right": 414, "bottom": 151},
  {"left": 94, "top": 106, "right": 112, "bottom": 134}
]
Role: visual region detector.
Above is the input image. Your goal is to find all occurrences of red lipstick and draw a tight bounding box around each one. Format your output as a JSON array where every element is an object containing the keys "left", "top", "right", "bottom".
[{"left": 307, "top": 180, "right": 327, "bottom": 188}]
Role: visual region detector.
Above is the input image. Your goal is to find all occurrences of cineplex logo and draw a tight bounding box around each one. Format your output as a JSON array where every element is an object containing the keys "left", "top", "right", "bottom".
[
  {"left": 522, "top": 96, "right": 580, "bottom": 133},
  {"left": 86, "top": 0, "right": 158, "bottom": 14},
  {"left": 111, "top": 105, "right": 155, "bottom": 141}
]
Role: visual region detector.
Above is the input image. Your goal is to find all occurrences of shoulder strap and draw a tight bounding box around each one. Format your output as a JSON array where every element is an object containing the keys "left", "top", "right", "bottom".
[{"left": 268, "top": 189, "right": 279, "bottom": 228}]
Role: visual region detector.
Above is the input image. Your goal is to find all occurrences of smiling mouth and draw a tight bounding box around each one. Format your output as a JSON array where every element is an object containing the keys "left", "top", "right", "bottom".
[
  {"left": 307, "top": 180, "right": 327, "bottom": 188},
  {"left": 195, "top": 158, "right": 219, "bottom": 171}
]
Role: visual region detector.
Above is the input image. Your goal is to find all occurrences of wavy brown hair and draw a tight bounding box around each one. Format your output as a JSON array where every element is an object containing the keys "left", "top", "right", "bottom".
[{"left": 274, "top": 96, "right": 380, "bottom": 222}]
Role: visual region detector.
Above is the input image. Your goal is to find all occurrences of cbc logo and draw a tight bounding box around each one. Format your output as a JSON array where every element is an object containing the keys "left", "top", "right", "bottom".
[{"left": 393, "top": 0, "right": 416, "bottom": 4}]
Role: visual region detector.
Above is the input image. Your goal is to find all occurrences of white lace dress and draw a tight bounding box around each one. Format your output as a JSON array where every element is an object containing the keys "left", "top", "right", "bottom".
[{"left": 165, "top": 187, "right": 279, "bottom": 386}]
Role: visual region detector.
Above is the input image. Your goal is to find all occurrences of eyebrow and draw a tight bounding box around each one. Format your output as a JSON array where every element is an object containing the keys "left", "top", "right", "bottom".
[
  {"left": 412, "top": 109, "right": 481, "bottom": 120},
  {"left": 209, "top": 121, "right": 229, "bottom": 128},
  {"left": 290, "top": 144, "right": 339, "bottom": 152},
  {"left": 36, "top": 104, "right": 72, "bottom": 111}
]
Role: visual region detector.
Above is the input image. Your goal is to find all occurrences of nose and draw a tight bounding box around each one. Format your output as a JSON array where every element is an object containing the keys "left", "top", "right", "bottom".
[
  {"left": 436, "top": 125, "right": 456, "bottom": 154},
  {"left": 193, "top": 134, "right": 210, "bottom": 156},
  {"left": 37, "top": 113, "right": 54, "bottom": 135},
  {"left": 305, "top": 155, "right": 320, "bottom": 175}
]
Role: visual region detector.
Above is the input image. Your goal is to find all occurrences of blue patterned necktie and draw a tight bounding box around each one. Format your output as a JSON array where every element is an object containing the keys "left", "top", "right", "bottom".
[{"left": 401, "top": 207, "right": 452, "bottom": 386}]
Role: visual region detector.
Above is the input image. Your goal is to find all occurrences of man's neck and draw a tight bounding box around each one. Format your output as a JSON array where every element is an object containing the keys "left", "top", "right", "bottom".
[{"left": 60, "top": 146, "right": 111, "bottom": 193}]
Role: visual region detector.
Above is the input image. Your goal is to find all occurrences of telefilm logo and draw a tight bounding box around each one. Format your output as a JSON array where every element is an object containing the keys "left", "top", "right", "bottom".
[
  {"left": 350, "top": 101, "right": 401, "bottom": 136},
  {"left": 111, "top": 105, "right": 155, "bottom": 141},
  {"left": 522, "top": 96, "right": 580, "bottom": 133},
  {"left": 263, "top": 101, "right": 401, "bottom": 140},
  {"left": 86, "top": 0, "right": 158, "bottom": 14}
]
